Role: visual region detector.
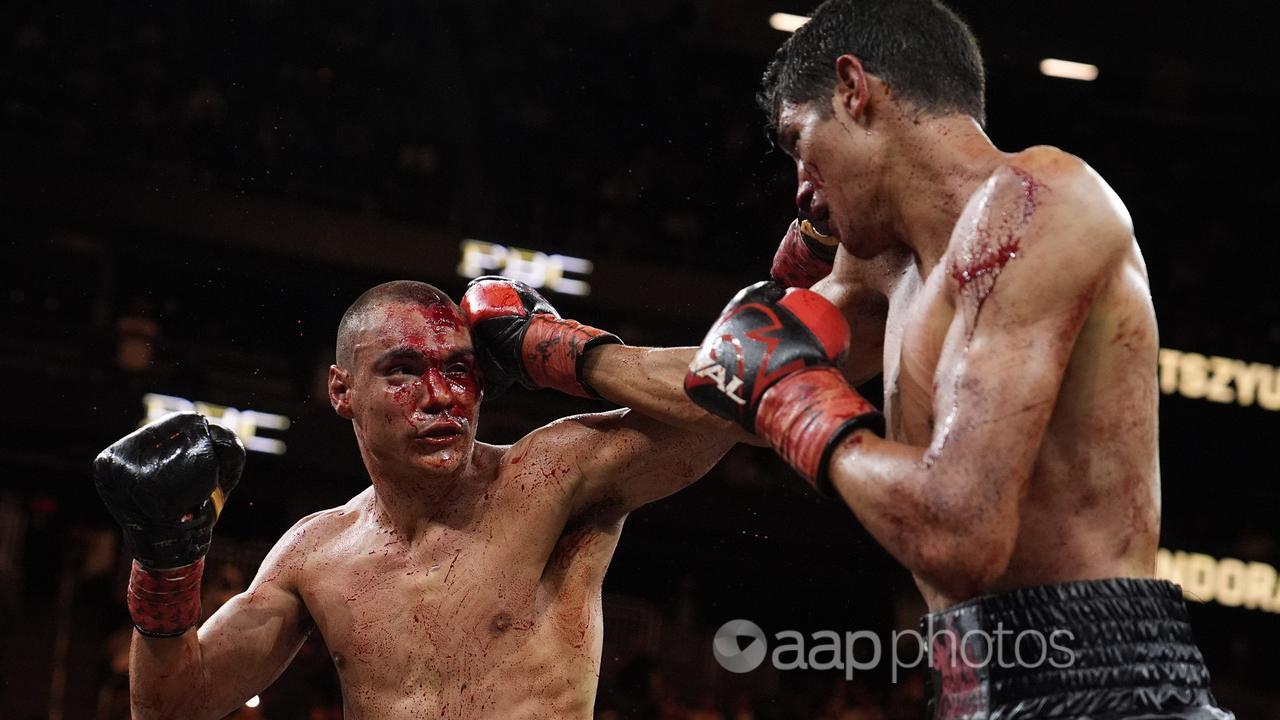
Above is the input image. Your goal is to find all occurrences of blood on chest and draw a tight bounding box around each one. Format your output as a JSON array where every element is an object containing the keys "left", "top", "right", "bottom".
[{"left": 307, "top": 545, "right": 543, "bottom": 678}]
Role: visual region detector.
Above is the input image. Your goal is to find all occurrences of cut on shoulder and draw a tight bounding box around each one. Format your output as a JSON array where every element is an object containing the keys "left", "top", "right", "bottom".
[
  {"left": 1007, "top": 146, "right": 1134, "bottom": 243},
  {"left": 951, "top": 148, "right": 1135, "bottom": 293}
]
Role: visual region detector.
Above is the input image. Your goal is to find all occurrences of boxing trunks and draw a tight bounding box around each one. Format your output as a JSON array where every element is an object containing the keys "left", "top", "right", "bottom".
[{"left": 922, "top": 578, "right": 1234, "bottom": 720}]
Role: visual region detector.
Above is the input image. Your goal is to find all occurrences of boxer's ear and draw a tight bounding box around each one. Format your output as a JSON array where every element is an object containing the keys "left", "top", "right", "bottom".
[
  {"left": 834, "top": 54, "right": 870, "bottom": 122},
  {"left": 328, "top": 364, "right": 354, "bottom": 419}
]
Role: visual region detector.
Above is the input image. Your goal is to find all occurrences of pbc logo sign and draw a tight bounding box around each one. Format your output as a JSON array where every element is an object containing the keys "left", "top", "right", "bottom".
[
  {"left": 689, "top": 362, "right": 747, "bottom": 405},
  {"left": 457, "top": 240, "right": 593, "bottom": 297},
  {"left": 142, "top": 393, "right": 291, "bottom": 455}
]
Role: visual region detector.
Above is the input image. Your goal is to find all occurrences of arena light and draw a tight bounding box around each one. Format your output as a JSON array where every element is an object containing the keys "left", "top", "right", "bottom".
[
  {"left": 1039, "top": 58, "right": 1099, "bottom": 81},
  {"left": 769, "top": 12, "right": 809, "bottom": 33},
  {"left": 142, "top": 393, "right": 292, "bottom": 455},
  {"left": 246, "top": 695, "right": 261, "bottom": 708},
  {"left": 457, "top": 240, "right": 593, "bottom": 296}
]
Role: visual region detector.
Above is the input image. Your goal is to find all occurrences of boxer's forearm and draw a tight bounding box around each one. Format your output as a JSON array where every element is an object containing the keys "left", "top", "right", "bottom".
[
  {"left": 130, "top": 631, "right": 218, "bottom": 720},
  {"left": 825, "top": 432, "right": 1020, "bottom": 596},
  {"left": 582, "top": 345, "right": 760, "bottom": 445}
]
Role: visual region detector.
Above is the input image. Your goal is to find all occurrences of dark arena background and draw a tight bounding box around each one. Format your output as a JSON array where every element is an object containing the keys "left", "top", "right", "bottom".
[{"left": 2, "top": 1, "right": 1279, "bottom": 718}]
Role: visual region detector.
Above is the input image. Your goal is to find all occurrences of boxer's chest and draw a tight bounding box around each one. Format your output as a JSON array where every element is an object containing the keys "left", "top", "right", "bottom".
[
  {"left": 302, "top": 507, "right": 567, "bottom": 688},
  {"left": 882, "top": 265, "right": 958, "bottom": 445}
]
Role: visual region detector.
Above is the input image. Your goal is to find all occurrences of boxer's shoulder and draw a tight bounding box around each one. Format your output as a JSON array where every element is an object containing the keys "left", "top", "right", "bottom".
[
  {"left": 494, "top": 416, "right": 611, "bottom": 494},
  {"left": 242, "top": 496, "right": 364, "bottom": 598},
  {"left": 951, "top": 148, "right": 1133, "bottom": 272},
  {"left": 286, "top": 493, "right": 369, "bottom": 557},
  {"left": 1002, "top": 147, "right": 1133, "bottom": 236},
  {"left": 502, "top": 410, "right": 629, "bottom": 462}
]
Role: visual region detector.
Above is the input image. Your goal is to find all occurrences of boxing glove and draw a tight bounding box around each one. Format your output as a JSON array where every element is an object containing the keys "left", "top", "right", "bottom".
[
  {"left": 684, "top": 281, "right": 883, "bottom": 491},
  {"left": 461, "top": 276, "right": 622, "bottom": 398},
  {"left": 93, "top": 412, "right": 244, "bottom": 635}
]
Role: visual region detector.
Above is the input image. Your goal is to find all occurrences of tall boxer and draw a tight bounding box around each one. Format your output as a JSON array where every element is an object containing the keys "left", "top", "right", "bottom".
[
  {"left": 553, "top": 0, "right": 1234, "bottom": 717},
  {"left": 95, "top": 280, "right": 733, "bottom": 720}
]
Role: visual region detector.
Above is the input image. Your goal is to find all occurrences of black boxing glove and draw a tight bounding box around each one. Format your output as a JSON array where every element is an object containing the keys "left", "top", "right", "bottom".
[
  {"left": 460, "top": 275, "right": 622, "bottom": 398},
  {"left": 93, "top": 412, "right": 244, "bottom": 636}
]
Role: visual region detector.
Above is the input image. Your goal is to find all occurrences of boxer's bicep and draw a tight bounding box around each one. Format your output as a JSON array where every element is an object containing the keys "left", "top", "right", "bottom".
[
  {"left": 926, "top": 298, "right": 1083, "bottom": 518},
  {"left": 190, "top": 587, "right": 311, "bottom": 716},
  {"left": 935, "top": 193, "right": 1126, "bottom": 537},
  {"left": 559, "top": 409, "right": 734, "bottom": 519},
  {"left": 926, "top": 182, "right": 1125, "bottom": 504}
]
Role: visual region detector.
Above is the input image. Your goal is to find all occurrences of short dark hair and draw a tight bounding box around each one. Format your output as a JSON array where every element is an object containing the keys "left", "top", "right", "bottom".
[
  {"left": 335, "top": 280, "right": 456, "bottom": 368},
  {"left": 758, "top": 0, "right": 986, "bottom": 129}
]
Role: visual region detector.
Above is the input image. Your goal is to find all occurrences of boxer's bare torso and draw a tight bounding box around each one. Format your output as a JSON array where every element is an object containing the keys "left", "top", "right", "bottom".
[
  {"left": 815, "top": 147, "right": 1158, "bottom": 609},
  {"left": 161, "top": 408, "right": 723, "bottom": 720},
  {"left": 248, "top": 434, "right": 625, "bottom": 719}
]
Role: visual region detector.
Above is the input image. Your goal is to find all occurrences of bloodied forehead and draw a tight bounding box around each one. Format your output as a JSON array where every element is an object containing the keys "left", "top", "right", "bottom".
[
  {"left": 336, "top": 280, "right": 470, "bottom": 368},
  {"left": 352, "top": 301, "right": 471, "bottom": 364}
]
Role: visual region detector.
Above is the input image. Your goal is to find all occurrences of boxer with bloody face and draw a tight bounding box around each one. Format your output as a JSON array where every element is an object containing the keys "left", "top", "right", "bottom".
[
  {"left": 332, "top": 294, "right": 483, "bottom": 478},
  {"left": 96, "top": 280, "right": 734, "bottom": 719}
]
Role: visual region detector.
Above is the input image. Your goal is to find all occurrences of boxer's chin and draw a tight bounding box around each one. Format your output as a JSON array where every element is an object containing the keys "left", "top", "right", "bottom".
[
  {"left": 840, "top": 236, "right": 875, "bottom": 260},
  {"left": 412, "top": 437, "right": 475, "bottom": 476},
  {"left": 840, "top": 231, "right": 889, "bottom": 260}
]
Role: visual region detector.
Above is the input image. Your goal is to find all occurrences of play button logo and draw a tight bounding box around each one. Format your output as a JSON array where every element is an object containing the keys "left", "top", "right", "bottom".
[{"left": 713, "top": 619, "right": 768, "bottom": 673}]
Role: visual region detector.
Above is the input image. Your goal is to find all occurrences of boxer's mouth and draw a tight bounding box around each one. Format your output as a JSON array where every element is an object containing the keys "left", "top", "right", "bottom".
[
  {"left": 414, "top": 421, "right": 465, "bottom": 444},
  {"left": 800, "top": 218, "right": 839, "bottom": 245}
]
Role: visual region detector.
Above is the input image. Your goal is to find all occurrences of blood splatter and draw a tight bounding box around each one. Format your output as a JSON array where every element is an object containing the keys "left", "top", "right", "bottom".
[{"left": 948, "top": 166, "right": 1045, "bottom": 319}]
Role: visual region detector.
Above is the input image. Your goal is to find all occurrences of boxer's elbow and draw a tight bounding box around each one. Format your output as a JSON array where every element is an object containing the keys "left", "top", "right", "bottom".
[
  {"left": 130, "top": 665, "right": 222, "bottom": 720},
  {"left": 912, "top": 493, "right": 1019, "bottom": 597},
  {"left": 131, "top": 693, "right": 218, "bottom": 720},
  {"left": 840, "top": 453, "right": 1022, "bottom": 595},
  {"left": 916, "top": 526, "right": 1017, "bottom": 598}
]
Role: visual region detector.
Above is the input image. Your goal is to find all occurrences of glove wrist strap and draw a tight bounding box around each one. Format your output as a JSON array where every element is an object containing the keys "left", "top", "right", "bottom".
[
  {"left": 128, "top": 557, "right": 205, "bottom": 637},
  {"left": 521, "top": 316, "right": 622, "bottom": 398},
  {"left": 772, "top": 220, "right": 837, "bottom": 289},
  {"left": 755, "top": 367, "right": 884, "bottom": 493}
]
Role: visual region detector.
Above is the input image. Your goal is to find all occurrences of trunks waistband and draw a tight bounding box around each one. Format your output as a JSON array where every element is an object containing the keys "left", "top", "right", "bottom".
[{"left": 920, "top": 578, "right": 1223, "bottom": 720}]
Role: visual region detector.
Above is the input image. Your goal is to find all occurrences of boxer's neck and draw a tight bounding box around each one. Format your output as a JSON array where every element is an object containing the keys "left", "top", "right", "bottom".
[
  {"left": 883, "top": 115, "right": 1005, "bottom": 279},
  {"left": 365, "top": 447, "right": 494, "bottom": 538}
]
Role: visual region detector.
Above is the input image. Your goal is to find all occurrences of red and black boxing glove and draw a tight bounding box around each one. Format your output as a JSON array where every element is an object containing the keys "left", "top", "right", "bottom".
[
  {"left": 771, "top": 218, "right": 840, "bottom": 289},
  {"left": 684, "top": 281, "right": 883, "bottom": 493},
  {"left": 93, "top": 412, "right": 245, "bottom": 636},
  {"left": 461, "top": 276, "right": 622, "bottom": 398}
]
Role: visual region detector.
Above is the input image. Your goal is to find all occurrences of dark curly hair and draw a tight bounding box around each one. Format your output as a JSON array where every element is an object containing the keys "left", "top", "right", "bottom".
[{"left": 758, "top": 0, "right": 986, "bottom": 130}]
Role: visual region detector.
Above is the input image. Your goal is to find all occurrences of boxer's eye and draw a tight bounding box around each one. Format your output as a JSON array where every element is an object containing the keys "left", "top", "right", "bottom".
[
  {"left": 779, "top": 128, "right": 800, "bottom": 157},
  {"left": 445, "top": 362, "right": 472, "bottom": 377}
]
